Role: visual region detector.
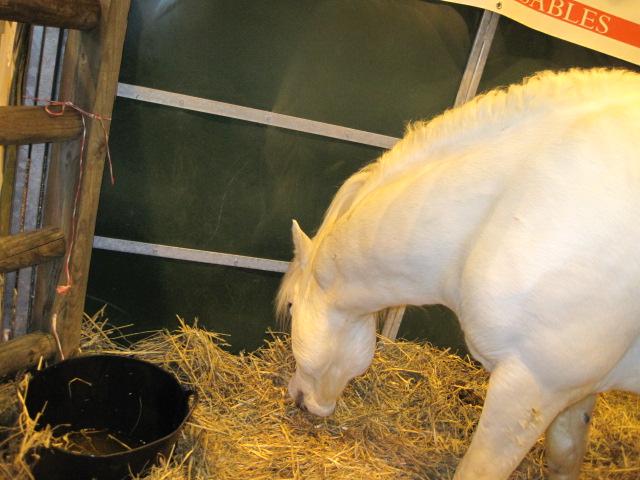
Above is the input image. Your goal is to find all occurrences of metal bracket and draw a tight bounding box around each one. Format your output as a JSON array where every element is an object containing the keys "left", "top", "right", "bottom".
[{"left": 454, "top": 10, "right": 500, "bottom": 107}]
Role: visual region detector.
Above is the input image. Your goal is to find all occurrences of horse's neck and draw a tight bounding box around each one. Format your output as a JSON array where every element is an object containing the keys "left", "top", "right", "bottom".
[{"left": 314, "top": 148, "right": 519, "bottom": 314}]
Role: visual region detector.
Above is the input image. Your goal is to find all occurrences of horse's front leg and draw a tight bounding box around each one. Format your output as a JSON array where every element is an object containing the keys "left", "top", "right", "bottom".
[
  {"left": 545, "top": 394, "right": 596, "bottom": 480},
  {"left": 453, "top": 359, "right": 568, "bottom": 480}
]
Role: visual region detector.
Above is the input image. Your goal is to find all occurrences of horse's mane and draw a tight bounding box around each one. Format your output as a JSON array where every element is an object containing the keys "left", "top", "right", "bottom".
[{"left": 276, "top": 68, "right": 640, "bottom": 323}]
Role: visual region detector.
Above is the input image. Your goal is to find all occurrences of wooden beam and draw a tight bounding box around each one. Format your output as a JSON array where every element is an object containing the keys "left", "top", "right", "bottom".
[
  {"left": 33, "top": 0, "right": 131, "bottom": 359},
  {"left": 0, "top": 105, "right": 83, "bottom": 145},
  {"left": 0, "top": 0, "right": 100, "bottom": 31},
  {"left": 0, "top": 227, "right": 65, "bottom": 272},
  {"left": 0, "top": 331, "right": 56, "bottom": 377}
]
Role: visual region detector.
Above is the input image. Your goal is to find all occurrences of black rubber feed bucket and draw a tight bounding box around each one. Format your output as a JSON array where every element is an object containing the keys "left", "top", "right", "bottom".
[{"left": 25, "top": 354, "right": 196, "bottom": 480}]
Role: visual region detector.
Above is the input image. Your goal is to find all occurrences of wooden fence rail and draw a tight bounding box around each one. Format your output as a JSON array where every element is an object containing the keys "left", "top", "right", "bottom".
[
  {"left": 0, "top": 331, "right": 56, "bottom": 377},
  {"left": 0, "top": 227, "right": 65, "bottom": 273},
  {"left": 0, "top": 106, "right": 83, "bottom": 145},
  {"left": 0, "top": 0, "right": 100, "bottom": 30}
]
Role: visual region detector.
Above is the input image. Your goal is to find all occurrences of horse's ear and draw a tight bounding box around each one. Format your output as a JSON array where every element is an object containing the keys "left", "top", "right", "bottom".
[{"left": 291, "top": 219, "right": 312, "bottom": 266}]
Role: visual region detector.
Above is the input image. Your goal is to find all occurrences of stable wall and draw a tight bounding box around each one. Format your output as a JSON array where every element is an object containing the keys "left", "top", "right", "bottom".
[{"left": 86, "top": 0, "right": 636, "bottom": 353}]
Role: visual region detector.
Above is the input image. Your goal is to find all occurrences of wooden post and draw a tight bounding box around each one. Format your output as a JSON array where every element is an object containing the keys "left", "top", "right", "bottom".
[
  {"left": 32, "top": 0, "right": 131, "bottom": 359},
  {"left": 0, "top": 0, "right": 100, "bottom": 31},
  {"left": 0, "top": 106, "right": 83, "bottom": 144},
  {"left": 0, "top": 23, "right": 28, "bottom": 237},
  {"left": 0, "top": 227, "right": 65, "bottom": 272}
]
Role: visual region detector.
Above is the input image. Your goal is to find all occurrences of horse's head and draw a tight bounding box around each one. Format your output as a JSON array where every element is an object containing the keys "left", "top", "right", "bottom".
[{"left": 277, "top": 220, "right": 377, "bottom": 417}]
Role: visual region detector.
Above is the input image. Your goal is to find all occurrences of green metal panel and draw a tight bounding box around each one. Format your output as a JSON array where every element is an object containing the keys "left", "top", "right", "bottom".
[
  {"left": 86, "top": 250, "right": 282, "bottom": 352},
  {"left": 88, "top": 1, "right": 634, "bottom": 353},
  {"left": 89, "top": 0, "right": 479, "bottom": 352}
]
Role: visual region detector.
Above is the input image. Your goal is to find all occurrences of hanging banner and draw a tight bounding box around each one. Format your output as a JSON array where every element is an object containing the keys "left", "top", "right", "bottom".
[{"left": 443, "top": 0, "right": 640, "bottom": 66}]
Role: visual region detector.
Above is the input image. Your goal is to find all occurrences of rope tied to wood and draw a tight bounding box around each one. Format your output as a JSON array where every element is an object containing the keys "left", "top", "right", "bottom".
[
  {"left": 42, "top": 100, "right": 115, "bottom": 185},
  {"left": 34, "top": 99, "right": 115, "bottom": 296}
]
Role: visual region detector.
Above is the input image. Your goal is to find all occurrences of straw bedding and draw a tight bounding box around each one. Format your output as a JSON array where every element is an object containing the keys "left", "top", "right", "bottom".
[{"left": 0, "top": 311, "right": 639, "bottom": 479}]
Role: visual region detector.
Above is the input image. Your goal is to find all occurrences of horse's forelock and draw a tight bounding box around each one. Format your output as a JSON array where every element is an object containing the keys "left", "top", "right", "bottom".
[{"left": 275, "top": 258, "right": 302, "bottom": 329}]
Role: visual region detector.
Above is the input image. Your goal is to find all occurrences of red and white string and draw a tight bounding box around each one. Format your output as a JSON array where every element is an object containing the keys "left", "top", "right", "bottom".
[
  {"left": 24, "top": 97, "right": 115, "bottom": 358},
  {"left": 27, "top": 98, "right": 114, "bottom": 295}
]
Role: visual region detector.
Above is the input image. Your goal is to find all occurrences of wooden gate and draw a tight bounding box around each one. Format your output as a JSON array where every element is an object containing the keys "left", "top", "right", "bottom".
[{"left": 0, "top": 0, "right": 130, "bottom": 375}]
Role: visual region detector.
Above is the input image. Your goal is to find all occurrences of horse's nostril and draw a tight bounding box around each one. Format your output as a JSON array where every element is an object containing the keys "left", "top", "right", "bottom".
[{"left": 295, "top": 391, "right": 307, "bottom": 411}]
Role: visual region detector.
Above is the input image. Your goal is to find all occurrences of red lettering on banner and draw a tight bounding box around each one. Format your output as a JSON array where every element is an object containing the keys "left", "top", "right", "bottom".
[
  {"left": 579, "top": 8, "right": 597, "bottom": 29},
  {"left": 547, "top": 0, "right": 563, "bottom": 18},
  {"left": 597, "top": 15, "right": 611, "bottom": 34},
  {"left": 563, "top": 3, "right": 579, "bottom": 25},
  {"left": 515, "top": 0, "right": 640, "bottom": 48},
  {"left": 527, "top": 0, "right": 545, "bottom": 11}
]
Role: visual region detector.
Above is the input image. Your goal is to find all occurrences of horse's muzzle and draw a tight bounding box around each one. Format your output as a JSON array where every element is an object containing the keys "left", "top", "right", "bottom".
[{"left": 288, "top": 371, "right": 335, "bottom": 416}]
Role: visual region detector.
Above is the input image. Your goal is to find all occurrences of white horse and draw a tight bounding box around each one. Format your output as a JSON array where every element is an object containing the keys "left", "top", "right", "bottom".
[{"left": 276, "top": 68, "right": 640, "bottom": 480}]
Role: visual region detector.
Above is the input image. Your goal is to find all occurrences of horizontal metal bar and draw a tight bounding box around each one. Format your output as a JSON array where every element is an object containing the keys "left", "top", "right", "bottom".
[
  {"left": 93, "top": 236, "right": 290, "bottom": 273},
  {"left": 117, "top": 83, "right": 399, "bottom": 150}
]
